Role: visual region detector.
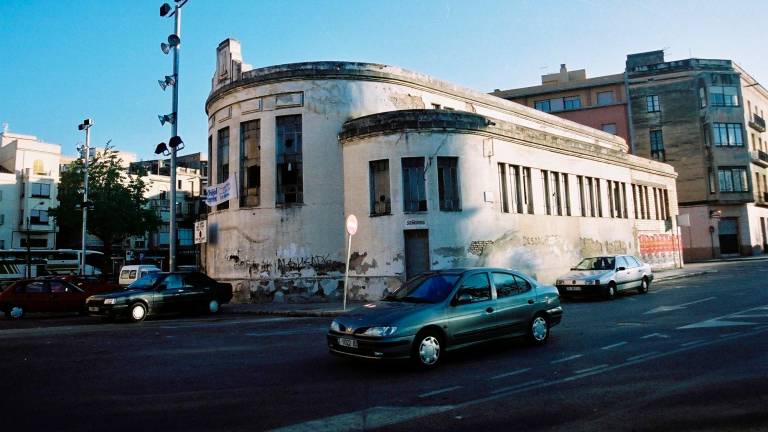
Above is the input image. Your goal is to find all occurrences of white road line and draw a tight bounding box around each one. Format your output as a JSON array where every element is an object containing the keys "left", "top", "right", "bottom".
[
  {"left": 490, "top": 368, "right": 531, "bottom": 380},
  {"left": 601, "top": 341, "right": 628, "bottom": 350},
  {"left": 245, "top": 327, "right": 326, "bottom": 337},
  {"left": 680, "top": 339, "right": 705, "bottom": 347},
  {"left": 719, "top": 332, "right": 742, "bottom": 338},
  {"left": 551, "top": 354, "right": 583, "bottom": 364},
  {"left": 626, "top": 351, "right": 661, "bottom": 362},
  {"left": 678, "top": 304, "right": 768, "bottom": 329},
  {"left": 574, "top": 364, "right": 609, "bottom": 374},
  {"left": 755, "top": 325, "right": 768, "bottom": 331},
  {"left": 640, "top": 333, "right": 669, "bottom": 339},
  {"left": 491, "top": 379, "right": 546, "bottom": 394},
  {"left": 418, "top": 386, "right": 462, "bottom": 399}
]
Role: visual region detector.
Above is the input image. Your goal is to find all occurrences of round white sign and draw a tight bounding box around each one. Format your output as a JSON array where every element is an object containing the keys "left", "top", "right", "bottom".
[{"left": 346, "top": 214, "right": 358, "bottom": 235}]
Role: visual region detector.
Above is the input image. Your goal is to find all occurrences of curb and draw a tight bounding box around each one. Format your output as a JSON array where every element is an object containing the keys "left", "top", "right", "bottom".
[{"left": 653, "top": 269, "right": 718, "bottom": 282}]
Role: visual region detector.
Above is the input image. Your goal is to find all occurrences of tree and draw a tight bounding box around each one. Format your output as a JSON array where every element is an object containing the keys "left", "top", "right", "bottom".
[{"left": 51, "top": 146, "right": 161, "bottom": 273}]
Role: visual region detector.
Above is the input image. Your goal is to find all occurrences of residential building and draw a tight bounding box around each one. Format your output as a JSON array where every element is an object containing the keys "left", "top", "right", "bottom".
[
  {"left": 203, "top": 39, "right": 680, "bottom": 303},
  {"left": 496, "top": 51, "right": 768, "bottom": 261},
  {"left": 0, "top": 131, "right": 61, "bottom": 250}
]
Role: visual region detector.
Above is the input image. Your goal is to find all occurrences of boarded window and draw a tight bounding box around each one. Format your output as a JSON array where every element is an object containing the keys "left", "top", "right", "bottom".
[
  {"left": 240, "top": 120, "right": 261, "bottom": 207},
  {"left": 276, "top": 115, "right": 303, "bottom": 204},
  {"left": 369, "top": 160, "right": 391, "bottom": 215},
  {"left": 402, "top": 157, "right": 426, "bottom": 212},
  {"left": 437, "top": 157, "right": 460, "bottom": 211}
]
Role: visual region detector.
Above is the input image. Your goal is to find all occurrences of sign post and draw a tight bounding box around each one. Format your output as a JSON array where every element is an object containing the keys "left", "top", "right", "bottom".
[{"left": 343, "top": 214, "right": 358, "bottom": 311}]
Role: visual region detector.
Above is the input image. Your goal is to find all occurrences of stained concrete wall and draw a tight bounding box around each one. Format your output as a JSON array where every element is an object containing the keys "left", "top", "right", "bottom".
[{"left": 203, "top": 45, "right": 679, "bottom": 303}]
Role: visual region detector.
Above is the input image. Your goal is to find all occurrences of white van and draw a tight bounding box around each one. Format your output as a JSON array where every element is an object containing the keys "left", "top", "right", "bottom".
[{"left": 118, "top": 265, "right": 161, "bottom": 287}]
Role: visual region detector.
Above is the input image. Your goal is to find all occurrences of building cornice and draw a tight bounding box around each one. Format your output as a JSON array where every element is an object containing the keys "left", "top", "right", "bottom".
[
  {"left": 205, "top": 61, "right": 627, "bottom": 150},
  {"left": 340, "top": 110, "right": 676, "bottom": 178}
]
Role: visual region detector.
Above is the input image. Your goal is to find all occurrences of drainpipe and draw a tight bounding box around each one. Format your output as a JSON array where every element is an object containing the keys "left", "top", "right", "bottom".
[{"left": 624, "top": 70, "right": 636, "bottom": 154}]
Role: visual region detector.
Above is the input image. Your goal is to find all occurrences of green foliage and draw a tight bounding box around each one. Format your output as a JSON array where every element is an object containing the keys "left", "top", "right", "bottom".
[{"left": 50, "top": 146, "right": 162, "bottom": 256}]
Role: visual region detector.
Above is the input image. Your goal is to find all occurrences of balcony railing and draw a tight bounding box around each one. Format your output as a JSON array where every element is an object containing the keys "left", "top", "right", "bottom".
[
  {"left": 750, "top": 113, "right": 766, "bottom": 132},
  {"left": 751, "top": 150, "right": 768, "bottom": 168}
]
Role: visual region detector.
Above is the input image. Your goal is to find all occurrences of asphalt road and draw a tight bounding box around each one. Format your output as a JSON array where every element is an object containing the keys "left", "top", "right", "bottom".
[{"left": 0, "top": 260, "right": 766, "bottom": 431}]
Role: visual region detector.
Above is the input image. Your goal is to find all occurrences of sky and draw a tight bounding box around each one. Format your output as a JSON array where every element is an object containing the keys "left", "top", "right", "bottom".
[{"left": 1, "top": 0, "right": 767, "bottom": 160}]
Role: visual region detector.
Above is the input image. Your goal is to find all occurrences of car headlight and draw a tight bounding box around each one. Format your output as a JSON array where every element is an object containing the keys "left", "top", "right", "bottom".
[
  {"left": 329, "top": 320, "right": 341, "bottom": 332},
  {"left": 104, "top": 298, "right": 118, "bottom": 305},
  {"left": 361, "top": 326, "right": 398, "bottom": 337}
]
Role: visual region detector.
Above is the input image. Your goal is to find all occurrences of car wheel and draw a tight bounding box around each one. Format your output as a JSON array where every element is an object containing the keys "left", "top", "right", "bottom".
[
  {"left": 638, "top": 277, "right": 649, "bottom": 294},
  {"left": 7, "top": 305, "right": 24, "bottom": 319},
  {"left": 411, "top": 330, "right": 443, "bottom": 369},
  {"left": 129, "top": 302, "right": 147, "bottom": 323},
  {"left": 527, "top": 314, "right": 550, "bottom": 345},
  {"left": 208, "top": 299, "right": 220, "bottom": 314},
  {"left": 604, "top": 282, "right": 617, "bottom": 300}
]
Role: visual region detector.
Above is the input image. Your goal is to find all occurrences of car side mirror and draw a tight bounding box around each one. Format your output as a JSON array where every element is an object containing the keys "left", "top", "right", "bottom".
[
  {"left": 616, "top": 267, "right": 626, "bottom": 271},
  {"left": 453, "top": 292, "right": 473, "bottom": 306}
]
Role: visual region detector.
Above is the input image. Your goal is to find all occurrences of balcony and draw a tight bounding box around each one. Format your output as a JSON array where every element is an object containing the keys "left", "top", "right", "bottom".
[
  {"left": 749, "top": 113, "right": 766, "bottom": 132},
  {"left": 750, "top": 150, "right": 768, "bottom": 168}
]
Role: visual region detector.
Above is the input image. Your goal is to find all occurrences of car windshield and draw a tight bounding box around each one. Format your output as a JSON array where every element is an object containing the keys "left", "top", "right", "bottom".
[
  {"left": 384, "top": 274, "right": 459, "bottom": 304},
  {"left": 574, "top": 257, "right": 616, "bottom": 271},
  {"left": 128, "top": 273, "right": 165, "bottom": 290}
]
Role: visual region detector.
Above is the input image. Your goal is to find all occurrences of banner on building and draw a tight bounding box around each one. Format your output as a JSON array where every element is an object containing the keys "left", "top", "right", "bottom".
[
  {"left": 194, "top": 220, "right": 207, "bottom": 244},
  {"left": 205, "top": 176, "right": 237, "bottom": 207}
]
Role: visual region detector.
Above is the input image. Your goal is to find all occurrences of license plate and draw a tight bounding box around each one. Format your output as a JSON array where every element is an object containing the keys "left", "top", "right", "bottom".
[
  {"left": 88, "top": 306, "right": 99, "bottom": 312},
  {"left": 566, "top": 287, "right": 581, "bottom": 292},
  {"left": 338, "top": 337, "right": 358, "bottom": 348}
]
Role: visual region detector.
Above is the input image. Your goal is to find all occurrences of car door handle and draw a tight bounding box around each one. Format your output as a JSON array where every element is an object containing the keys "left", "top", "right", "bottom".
[
  {"left": 486, "top": 307, "right": 494, "bottom": 313},
  {"left": 528, "top": 299, "right": 534, "bottom": 304}
]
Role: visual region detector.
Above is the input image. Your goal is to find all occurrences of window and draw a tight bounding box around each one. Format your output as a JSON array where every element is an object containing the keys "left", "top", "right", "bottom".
[
  {"left": 207, "top": 135, "right": 213, "bottom": 186},
  {"left": 601, "top": 123, "right": 617, "bottom": 135},
  {"left": 492, "top": 272, "right": 531, "bottom": 298},
  {"left": 563, "top": 96, "right": 581, "bottom": 110},
  {"left": 0, "top": 214, "right": 4, "bottom": 225},
  {"left": 402, "top": 157, "right": 426, "bottom": 212},
  {"left": 437, "top": 157, "right": 460, "bottom": 211},
  {"left": 30, "top": 183, "right": 51, "bottom": 198},
  {"left": 500, "top": 163, "right": 531, "bottom": 214},
  {"left": 718, "top": 167, "right": 749, "bottom": 192},
  {"left": 498, "top": 164, "right": 509, "bottom": 213},
  {"left": 369, "top": 160, "right": 391, "bottom": 215},
  {"left": 456, "top": 273, "right": 491, "bottom": 303},
  {"left": 431, "top": 103, "right": 441, "bottom": 109},
  {"left": 597, "top": 91, "right": 614, "bottom": 105},
  {"left": 607, "top": 180, "right": 625, "bottom": 218},
  {"left": 713, "top": 123, "right": 744, "bottom": 147},
  {"left": 30, "top": 209, "right": 49, "bottom": 225},
  {"left": 709, "top": 86, "right": 739, "bottom": 107},
  {"left": 699, "top": 87, "right": 707, "bottom": 108},
  {"left": 276, "top": 115, "right": 303, "bottom": 204},
  {"left": 240, "top": 120, "right": 261, "bottom": 207},
  {"left": 50, "top": 281, "right": 69, "bottom": 293},
  {"left": 216, "top": 127, "right": 230, "bottom": 210},
  {"left": 178, "top": 228, "right": 194, "bottom": 246},
  {"left": 650, "top": 130, "right": 665, "bottom": 161},
  {"left": 534, "top": 100, "right": 551, "bottom": 113},
  {"left": 646, "top": 95, "right": 660, "bottom": 112},
  {"left": 521, "top": 167, "right": 533, "bottom": 214},
  {"left": 616, "top": 256, "right": 629, "bottom": 269},
  {"left": 32, "top": 160, "right": 45, "bottom": 175},
  {"left": 580, "top": 176, "right": 601, "bottom": 217}
]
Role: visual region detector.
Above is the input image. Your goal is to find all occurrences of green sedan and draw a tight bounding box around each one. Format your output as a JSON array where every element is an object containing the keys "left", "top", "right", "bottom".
[{"left": 327, "top": 268, "right": 562, "bottom": 368}]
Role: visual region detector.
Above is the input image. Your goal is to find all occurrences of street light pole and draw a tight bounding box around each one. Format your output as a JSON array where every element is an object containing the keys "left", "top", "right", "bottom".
[
  {"left": 168, "top": 4, "right": 181, "bottom": 272},
  {"left": 78, "top": 119, "right": 93, "bottom": 275}
]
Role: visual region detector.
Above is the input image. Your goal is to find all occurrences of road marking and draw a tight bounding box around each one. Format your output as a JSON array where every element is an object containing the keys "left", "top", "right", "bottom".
[
  {"left": 491, "top": 379, "right": 546, "bottom": 394},
  {"left": 601, "top": 341, "right": 628, "bottom": 350},
  {"left": 271, "top": 405, "right": 456, "bottom": 432},
  {"left": 245, "top": 327, "right": 326, "bottom": 337},
  {"left": 680, "top": 339, "right": 706, "bottom": 347},
  {"left": 418, "top": 386, "right": 462, "bottom": 399},
  {"left": 677, "top": 304, "right": 768, "bottom": 329},
  {"left": 719, "top": 332, "right": 742, "bottom": 338},
  {"left": 551, "top": 354, "right": 583, "bottom": 364},
  {"left": 644, "top": 296, "right": 716, "bottom": 315},
  {"left": 640, "top": 333, "right": 669, "bottom": 339},
  {"left": 626, "top": 351, "right": 661, "bottom": 362},
  {"left": 574, "top": 364, "right": 609, "bottom": 374},
  {"left": 490, "top": 368, "right": 531, "bottom": 380}
]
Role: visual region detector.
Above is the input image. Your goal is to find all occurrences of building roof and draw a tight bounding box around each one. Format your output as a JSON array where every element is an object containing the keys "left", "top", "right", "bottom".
[{"left": 491, "top": 73, "right": 625, "bottom": 99}]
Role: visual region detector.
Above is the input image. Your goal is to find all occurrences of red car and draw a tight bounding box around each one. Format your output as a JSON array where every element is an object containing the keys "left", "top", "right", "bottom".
[{"left": 0, "top": 279, "right": 91, "bottom": 319}]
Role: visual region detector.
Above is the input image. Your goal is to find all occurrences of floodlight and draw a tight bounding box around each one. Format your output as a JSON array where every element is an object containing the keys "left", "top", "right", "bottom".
[
  {"left": 155, "top": 142, "right": 169, "bottom": 155},
  {"left": 160, "top": 3, "right": 172, "bottom": 16},
  {"left": 158, "top": 113, "right": 177, "bottom": 126},
  {"left": 161, "top": 34, "right": 181, "bottom": 54},
  {"left": 158, "top": 74, "right": 176, "bottom": 90},
  {"left": 168, "top": 135, "right": 184, "bottom": 150},
  {"left": 78, "top": 118, "right": 93, "bottom": 130}
]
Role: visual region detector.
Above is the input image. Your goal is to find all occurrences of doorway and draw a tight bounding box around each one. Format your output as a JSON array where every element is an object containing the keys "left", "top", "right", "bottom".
[
  {"left": 718, "top": 217, "right": 740, "bottom": 255},
  {"left": 404, "top": 229, "right": 430, "bottom": 280}
]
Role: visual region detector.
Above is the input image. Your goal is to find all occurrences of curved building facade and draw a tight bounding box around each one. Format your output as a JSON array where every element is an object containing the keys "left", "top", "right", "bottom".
[{"left": 204, "top": 39, "right": 679, "bottom": 302}]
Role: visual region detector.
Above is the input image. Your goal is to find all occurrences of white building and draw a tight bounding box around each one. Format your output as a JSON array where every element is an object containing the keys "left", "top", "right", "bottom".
[
  {"left": 0, "top": 131, "right": 61, "bottom": 250},
  {"left": 204, "top": 39, "right": 681, "bottom": 303}
]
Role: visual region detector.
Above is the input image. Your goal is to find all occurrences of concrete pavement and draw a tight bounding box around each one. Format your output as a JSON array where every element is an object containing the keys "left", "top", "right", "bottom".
[{"left": 225, "top": 255, "right": 768, "bottom": 318}]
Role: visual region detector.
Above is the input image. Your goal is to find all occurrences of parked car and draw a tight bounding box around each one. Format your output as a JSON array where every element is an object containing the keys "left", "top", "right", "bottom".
[
  {"left": 1, "top": 279, "right": 90, "bottom": 319},
  {"left": 327, "top": 268, "right": 562, "bottom": 368},
  {"left": 38, "top": 275, "right": 120, "bottom": 295},
  {"left": 118, "top": 265, "right": 161, "bottom": 287},
  {"left": 555, "top": 255, "right": 654, "bottom": 300},
  {"left": 86, "top": 272, "right": 233, "bottom": 322}
]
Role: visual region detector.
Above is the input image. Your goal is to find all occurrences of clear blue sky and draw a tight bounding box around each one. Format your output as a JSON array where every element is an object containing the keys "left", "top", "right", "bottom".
[{"left": 1, "top": 0, "right": 766, "bottom": 160}]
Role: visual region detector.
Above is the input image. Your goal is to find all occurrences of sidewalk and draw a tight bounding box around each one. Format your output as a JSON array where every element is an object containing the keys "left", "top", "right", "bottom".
[{"left": 226, "top": 255, "right": 768, "bottom": 318}]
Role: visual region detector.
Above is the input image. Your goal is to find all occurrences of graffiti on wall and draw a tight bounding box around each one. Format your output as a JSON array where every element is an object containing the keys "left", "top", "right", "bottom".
[
  {"left": 226, "top": 252, "right": 346, "bottom": 277},
  {"left": 639, "top": 234, "right": 680, "bottom": 255},
  {"left": 468, "top": 240, "right": 495, "bottom": 256}
]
